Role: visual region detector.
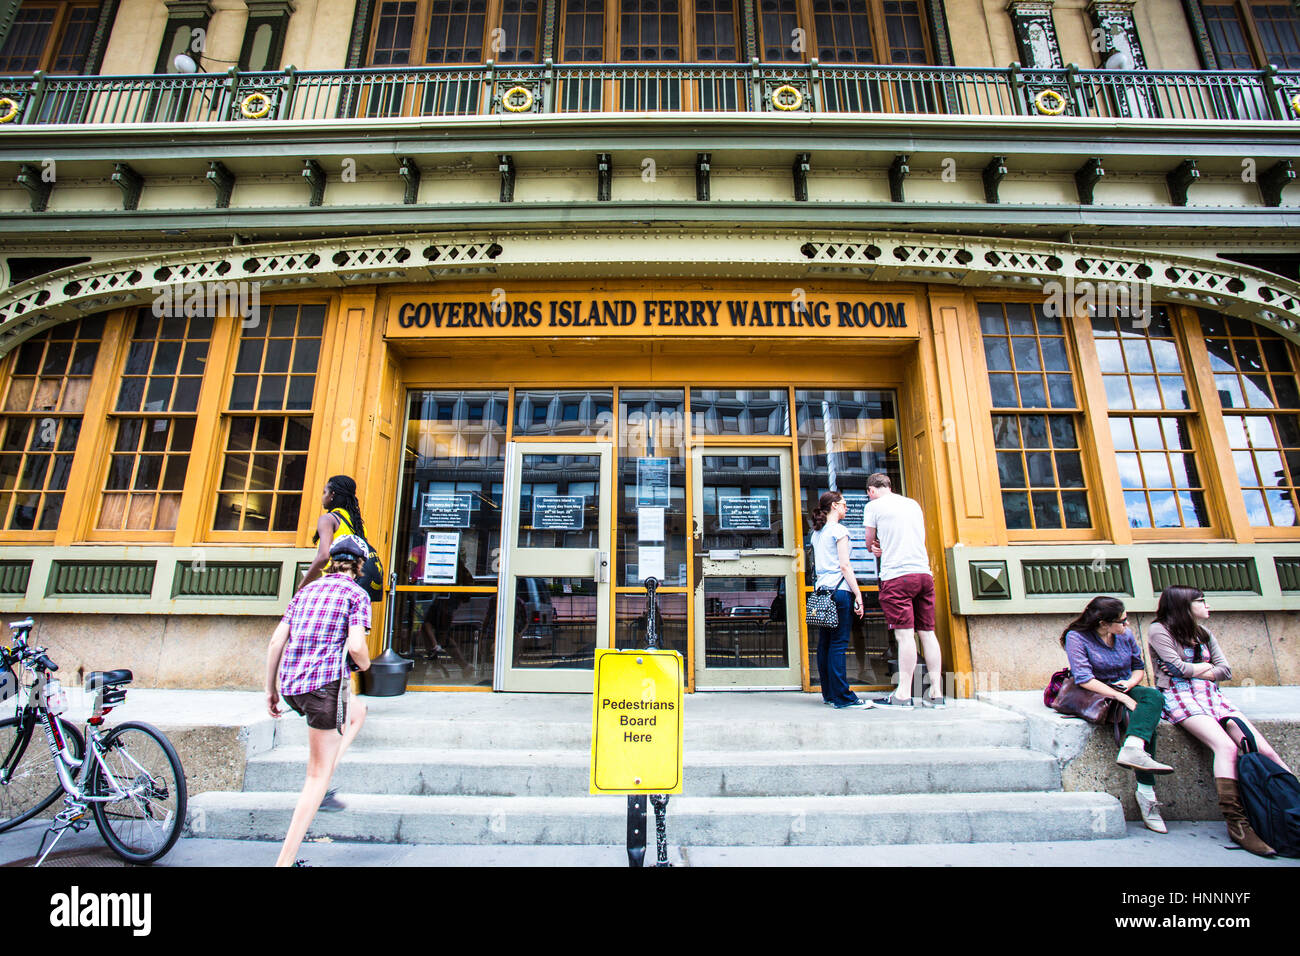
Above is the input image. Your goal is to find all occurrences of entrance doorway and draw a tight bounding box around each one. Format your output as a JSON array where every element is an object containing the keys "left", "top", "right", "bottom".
[
  {"left": 691, "top": 446, "right": 802, "bottom": 689},
  {"left": 494, "top": 440, "right": 613, "bottom": 692}
]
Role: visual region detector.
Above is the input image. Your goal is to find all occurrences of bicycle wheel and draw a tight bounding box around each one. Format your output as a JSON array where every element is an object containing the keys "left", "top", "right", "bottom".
[
  {"left": 0, "top": 713, "right": 84, "bottom": 833},
  {"left": 89, "top": 720, "right": 187, "bottom": 864}
]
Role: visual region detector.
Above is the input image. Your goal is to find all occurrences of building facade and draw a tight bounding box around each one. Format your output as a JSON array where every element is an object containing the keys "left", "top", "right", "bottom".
[{"left": 0, "top": 0, "right": 1298, "bottom": 695}]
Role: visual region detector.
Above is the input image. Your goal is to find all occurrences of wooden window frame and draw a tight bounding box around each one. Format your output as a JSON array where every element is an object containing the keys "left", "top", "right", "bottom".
[
  {"left": 86, "top": 309, "right": 214, "bottom": 542},
  {"left": 0, "top": 315, "right": 106, "bottom": 542},
  {"left": 1085, "top": 307, "right": 1222, "bottom": 540},
  {"left": 976, "top": 297, "right": 1100, "bottom": 542},
  {"left": 1200, "top": 0, "right": 1300, "bottom": 69},
  {"left": 368, "top": 0, "right": 547, "bottom": 66},
  {"left": 1190, "top": 308, "right": 1300, "bottom": 539},
  {"left": 0, "top": 1, "right": 99, "bottom": 75},
  {"left": 204, "top": 297, "right": 336, "bottom": 546},
  {"left": 758, "top": 0, "right": 935, "bottom": 65}
]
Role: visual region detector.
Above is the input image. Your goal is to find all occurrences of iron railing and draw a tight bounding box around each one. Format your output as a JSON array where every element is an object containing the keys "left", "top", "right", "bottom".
[{"left": 1, "top": 60, "right": 1297, "bottom": 126}]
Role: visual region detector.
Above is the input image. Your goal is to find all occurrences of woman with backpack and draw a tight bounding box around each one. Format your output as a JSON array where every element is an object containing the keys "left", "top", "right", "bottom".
[
  {"left": 1147, "top": 585, "right": 1293, "bottom": 857},
  {"left": 1060, "top": 596, "right": 1172, "bottom": 833},
  {"left": 299, "top": 475, "right": 369, "bottom": 592}
]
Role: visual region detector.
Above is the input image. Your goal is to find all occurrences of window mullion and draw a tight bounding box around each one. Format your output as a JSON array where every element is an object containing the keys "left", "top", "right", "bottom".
[
  {"left": 52, "top": 310, "right": 126, "bottom": 545},
  {"left": 1066, "top": 308, "right": 1129, "bottom": 542},
  {"left": 1175, "top": 308, "right": 1253, "bottom": 546},
  {"left": 174, "top": 313, "right": 240, "bottom": 545}
]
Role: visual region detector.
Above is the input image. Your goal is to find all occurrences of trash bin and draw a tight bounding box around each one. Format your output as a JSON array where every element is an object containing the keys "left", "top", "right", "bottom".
[{"left": 362, "top": 647, "right": 414, "bottom": 697}]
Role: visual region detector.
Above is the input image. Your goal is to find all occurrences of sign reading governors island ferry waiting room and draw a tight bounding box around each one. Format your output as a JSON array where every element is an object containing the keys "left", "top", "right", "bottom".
[{"left": 388, "top": 289, "right": 916, "bottom": 339}]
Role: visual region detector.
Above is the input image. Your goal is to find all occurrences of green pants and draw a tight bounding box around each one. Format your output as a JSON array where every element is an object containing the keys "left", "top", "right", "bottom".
[{"left": 1125, "top": 685, "right": 1165, "bottom": 786}]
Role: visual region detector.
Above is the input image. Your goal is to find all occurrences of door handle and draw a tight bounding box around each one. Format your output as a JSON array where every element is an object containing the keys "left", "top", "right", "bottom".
[{"left": 594, "top": 551, "right": 609, "bottom": 583}]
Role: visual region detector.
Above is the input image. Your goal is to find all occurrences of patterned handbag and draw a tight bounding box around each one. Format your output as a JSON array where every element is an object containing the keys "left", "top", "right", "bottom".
[{"left": 805, "top": 577, "right": 844, "bottom": 629}]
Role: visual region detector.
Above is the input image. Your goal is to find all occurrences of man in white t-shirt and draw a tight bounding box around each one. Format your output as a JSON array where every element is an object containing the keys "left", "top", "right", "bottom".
[{"left": 861, "top": 473, "right": 944, "bottom": 708}]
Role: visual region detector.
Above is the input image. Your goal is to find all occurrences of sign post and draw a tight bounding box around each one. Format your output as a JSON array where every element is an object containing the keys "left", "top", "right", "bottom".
[{"left": 589, "top": 577, "right": 682, "bottom": 867}]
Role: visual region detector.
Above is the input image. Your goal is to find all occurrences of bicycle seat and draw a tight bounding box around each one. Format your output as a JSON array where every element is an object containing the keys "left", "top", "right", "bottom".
[{"left": 85, "top": 669, "right": 133, "bottom": 689}]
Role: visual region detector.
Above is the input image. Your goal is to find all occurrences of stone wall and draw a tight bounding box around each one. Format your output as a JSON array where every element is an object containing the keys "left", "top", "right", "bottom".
[
  {"left": 967, "top": 611, "right": 1300, "bottom": 692},
  {"left": 20, "top": 614, "right": 277, "bottom": 691}
]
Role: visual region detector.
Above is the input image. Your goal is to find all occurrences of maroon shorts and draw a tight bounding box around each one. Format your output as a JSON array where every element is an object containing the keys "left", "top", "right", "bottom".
[{"left": 878, "top": 573, "right": 936, "bottom": 631}]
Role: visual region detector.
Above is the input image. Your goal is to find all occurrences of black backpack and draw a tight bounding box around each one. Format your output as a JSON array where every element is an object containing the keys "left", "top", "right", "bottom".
[
  {"left": 331, "top": 509, "right": 385, "bottom": 604},
  {"left": 1221, "top": 716, "right": 1300, "bottom": 857}
]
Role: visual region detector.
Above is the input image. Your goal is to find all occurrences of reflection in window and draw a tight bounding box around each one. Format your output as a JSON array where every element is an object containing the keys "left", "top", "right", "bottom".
[
  {"left": 514, "top": 389, "right": 613, "bottom": 438},
  {"left": 807, "top": 590, "right": 893, "bottom": 687},
  {"left": 0, "top": 314, "right": 102, "bottom": 531},
  {"left": 703, "top": 577, "right": 788, "bottom": 668},
  {"left": 215, "top": 305, "right": 323, "bottom": 532},
  {"left": 794, "top": 390, "right": 902, "bottom": 564},
  {"left": 690, "top": 388, "right": 789, "bottom": 436},
  {"left": 979, "top": 301, "right": 1092, "bottom": 531},
  {"left": 700, "top": 455, "right": 782, "bottom": 549},
  {"left": 1200, "top": 310, "right": 1300, "bottom": 527},
  {"left": 99, "top": 310, "right": 211, "bottom": 532},
  {"left": 397, "top": 390, "right": 506, "bottom": 583},
  {"left": 619, "top": 389, "right": 686, "bottom": 586},
  {"left": 517, "top": 453, "right": 602, "bottom": 548},
  {"left": 511, "top": 576, "right": 597, "bottom": 669},
  {"left": 1093, "top": 308, "right": 1209, "bottom": 530}
]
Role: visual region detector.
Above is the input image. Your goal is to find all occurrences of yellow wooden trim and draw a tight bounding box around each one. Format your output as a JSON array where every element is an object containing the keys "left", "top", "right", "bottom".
[
  {"left": 1178, "top": 305, "right": 1256, "bottom": 544},
  {"left": 786, "top": 384, "right": 811, "bottom": 692},
  {"left": 53, "top": 309, "right": 129, "bottom": 546},
  {"left": 906, "top": 295, "right": 970, "bottom": 687},
  {"left": 682, "top": 386, "right": 695, "bottom": 692},
  {"left": 295, "top": 295, "right": 347, "bottom": 549},
  {"left": 395, "top": 585, "right": 499, "bottom": 592},
  {"left": 1070, "top": 308, "right": 1133, "bottom": 546},
  {"left": 407, "top": 684, "right": 494, "bottom": 692}
]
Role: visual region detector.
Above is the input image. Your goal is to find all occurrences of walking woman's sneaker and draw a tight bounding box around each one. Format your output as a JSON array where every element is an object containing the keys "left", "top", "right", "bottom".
[
  {"left": 873, "top": 693, "right": 914, "bottom": 708},
  {"left": 1135, "top": 791, "right": 1168, "bottom": 834},
  {"left": 318, "top": 788, "right": 346, "bottom": 812}
]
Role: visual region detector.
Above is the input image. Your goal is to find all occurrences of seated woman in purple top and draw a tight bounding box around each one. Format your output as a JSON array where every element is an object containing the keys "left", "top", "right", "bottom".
[{"left": 1060, "top": 596, "right": 1173, "bottom": 834}]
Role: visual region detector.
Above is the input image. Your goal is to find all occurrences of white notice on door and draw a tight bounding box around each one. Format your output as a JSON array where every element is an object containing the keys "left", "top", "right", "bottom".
[
  {"left": 638, "top": 546, "right": 666, "bottom": 582},
  {"left": 638, "top": 506, "right": 665, "bottom": 541},
  {"left": 422, "top": 532, "right": 460, "bottom": 584}
]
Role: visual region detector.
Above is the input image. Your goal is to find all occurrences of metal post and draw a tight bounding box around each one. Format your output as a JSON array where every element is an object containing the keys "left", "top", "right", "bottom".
[{"left": 626, "top": 576, "right": 670, "bottom": 866}]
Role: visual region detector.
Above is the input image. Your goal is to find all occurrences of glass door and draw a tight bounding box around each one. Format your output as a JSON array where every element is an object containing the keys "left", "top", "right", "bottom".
[
  {"left": 691, "top": 445, "right": 801, "bottom": 689},
  {"left": 495, "top": 441, "right": 613, "bottom": 692}
]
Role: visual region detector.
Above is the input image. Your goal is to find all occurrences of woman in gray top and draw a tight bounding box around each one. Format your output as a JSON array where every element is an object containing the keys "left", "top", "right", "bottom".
[{"left": 1148, "top": 585, "right": 1293, "bottom": 857}]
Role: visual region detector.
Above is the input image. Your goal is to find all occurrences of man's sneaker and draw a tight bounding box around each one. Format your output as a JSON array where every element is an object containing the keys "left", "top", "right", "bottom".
[
  {"left": 834, "top": 698, "right": 876, "bottom": 709},
  {"left": 922, "top": 695, "right": 947, "bottom": 709},
  {"left": 318, "top": 788, "right": 347, "bottom": 812},
  {"left": 873, "top": 693, "right": 914, "bottom": 708}
]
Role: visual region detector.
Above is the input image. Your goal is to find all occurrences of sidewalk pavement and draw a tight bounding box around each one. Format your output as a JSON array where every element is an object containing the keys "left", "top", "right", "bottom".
[{"left": 2, "top": 819, "right": 1297, "bottom": 867}]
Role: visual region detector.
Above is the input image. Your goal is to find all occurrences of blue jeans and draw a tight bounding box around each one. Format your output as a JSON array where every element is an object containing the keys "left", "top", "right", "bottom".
[{"left": 817, "top": 589, "right": 858, "bottom": 705}]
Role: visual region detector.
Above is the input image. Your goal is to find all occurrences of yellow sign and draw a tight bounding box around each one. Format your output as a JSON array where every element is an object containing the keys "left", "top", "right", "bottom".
[{"left": 589, "top": 649, "right": 684, "bottom": 795}]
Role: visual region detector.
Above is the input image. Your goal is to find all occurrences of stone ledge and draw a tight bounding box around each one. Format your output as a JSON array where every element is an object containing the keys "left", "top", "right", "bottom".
[{"left": 980, "top": 688, "right": 1300, "bottom": 822}]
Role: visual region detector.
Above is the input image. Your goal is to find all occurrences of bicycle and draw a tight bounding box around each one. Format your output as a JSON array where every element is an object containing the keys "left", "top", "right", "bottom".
[{"left": 0, "top": 617, "right": 187, "bottom": 865}]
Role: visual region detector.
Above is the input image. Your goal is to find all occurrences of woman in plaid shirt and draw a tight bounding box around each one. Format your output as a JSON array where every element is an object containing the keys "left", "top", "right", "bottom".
[{"left": 266, "top": 535, "right": 372, "bottom": 867}]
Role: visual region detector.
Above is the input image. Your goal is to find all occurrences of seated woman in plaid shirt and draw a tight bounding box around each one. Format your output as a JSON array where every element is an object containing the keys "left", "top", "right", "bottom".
[{"left": 266, "top": 535, "right": 373, "bottom": 868}]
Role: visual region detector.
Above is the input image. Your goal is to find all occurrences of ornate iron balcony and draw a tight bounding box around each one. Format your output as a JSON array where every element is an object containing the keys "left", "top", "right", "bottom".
[{"left": 1, "top": 60, "right": 1298, "bottom": 126}]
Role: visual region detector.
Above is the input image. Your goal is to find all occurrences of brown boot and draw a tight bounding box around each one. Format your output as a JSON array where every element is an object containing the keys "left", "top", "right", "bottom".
[{"left": 1215, "top": 777, "right": 1276, "bottom": 857}]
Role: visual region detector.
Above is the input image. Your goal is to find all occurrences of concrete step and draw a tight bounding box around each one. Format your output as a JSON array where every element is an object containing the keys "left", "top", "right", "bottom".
[
  {"left": 269, "top": 709, "right": 1030, "bottom": 753},
  {"left": 186, "top": 791, "right": 1125, "bottom": 845},
  {"left": 243, "top": 746, "right": 1061, "bottom": 797}
]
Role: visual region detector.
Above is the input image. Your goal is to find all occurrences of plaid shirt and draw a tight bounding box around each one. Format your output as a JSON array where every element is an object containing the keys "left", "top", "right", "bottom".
[{"left": 278, "top": 574, "right": 371, "bottom": 697}]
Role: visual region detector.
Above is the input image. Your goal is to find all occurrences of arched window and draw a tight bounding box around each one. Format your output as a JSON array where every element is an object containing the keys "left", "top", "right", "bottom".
[{"left": 0, "top": 1, "right": 98, "bottom": 73}]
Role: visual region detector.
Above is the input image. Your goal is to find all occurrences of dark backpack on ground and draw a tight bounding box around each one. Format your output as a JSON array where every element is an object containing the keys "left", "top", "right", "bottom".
[{"left": 1221, "top": 716, "right": 1300, "bottom": 857}]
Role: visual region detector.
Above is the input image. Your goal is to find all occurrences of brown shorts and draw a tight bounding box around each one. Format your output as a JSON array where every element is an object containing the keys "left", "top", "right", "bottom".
[
  {"left": 878, "top": 573, "right": 936, "bottom": 631},
  {"left": 284, "top": 678, "right": 345, "bottom": 733}
]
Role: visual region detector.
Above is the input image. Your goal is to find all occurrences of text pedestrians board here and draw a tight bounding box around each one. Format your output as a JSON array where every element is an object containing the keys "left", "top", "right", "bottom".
[{"left": 589, "top": 649, "right": 684, "bottom": 795}]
